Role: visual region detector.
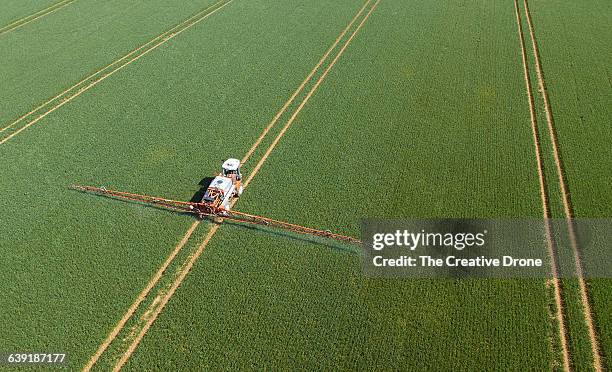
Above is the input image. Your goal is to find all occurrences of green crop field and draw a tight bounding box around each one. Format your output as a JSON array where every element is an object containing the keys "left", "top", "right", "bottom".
[
  {"left": 524, "top": 1, "right": 612, "bottom": 369},
  {"left": 0, "top": 0, "right": 61, "bottom": 29},
  {"left": 0, "top": 0, "right": 609, "bottom": 370}
]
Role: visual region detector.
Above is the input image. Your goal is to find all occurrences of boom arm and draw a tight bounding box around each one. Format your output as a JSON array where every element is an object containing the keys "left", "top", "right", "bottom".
[
  {"left": 70, "top": 185, "right": 361, "bottom": 245},
  {"left": 71, "top": 185, "right": 195, "bottom": 213},
  {"left": 222, "top": 209, "right": 361, "bottom": 245}
]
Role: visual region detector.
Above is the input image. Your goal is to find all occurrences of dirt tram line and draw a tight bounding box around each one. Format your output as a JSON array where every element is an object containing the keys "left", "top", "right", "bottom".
[
  {"left": 0, "top": 0, "right": 77, "bottom": 37},
  {"left": 83, "top": 0, "right": 380, "bottom": 369},
  {"left": 513, "top": 1, "right": 571, "bottom": 369},
  {"left": 0, "top": 0, "right": 232, "bottom": 145},
  {"left": 514, "top": 0, "right": 603, "bottom": 370}
]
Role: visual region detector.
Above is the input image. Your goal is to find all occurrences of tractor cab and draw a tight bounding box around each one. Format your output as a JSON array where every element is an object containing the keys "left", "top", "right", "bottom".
[
  {"left": 199, "top": 158, "right": 244, "bottom": 212},
  {"left": 221, "top": 158, "right": 242, "bottom": 181}
]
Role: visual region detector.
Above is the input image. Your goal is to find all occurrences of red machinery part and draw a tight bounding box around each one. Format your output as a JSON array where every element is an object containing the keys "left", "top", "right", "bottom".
[{"left": 71, "top": 185, "right": 361, "bottom": 245}]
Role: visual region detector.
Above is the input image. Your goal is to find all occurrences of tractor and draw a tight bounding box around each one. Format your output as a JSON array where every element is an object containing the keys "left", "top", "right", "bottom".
[
  {"left": 72, "top": 157, "right": 361, "bottom": 245},
  {"left": 199, "top": 158, "right": 244, "bottom": 212}
]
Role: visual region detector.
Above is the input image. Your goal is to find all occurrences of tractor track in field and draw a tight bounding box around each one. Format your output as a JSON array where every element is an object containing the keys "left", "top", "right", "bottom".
[
  {"left": 0, "top": 0, "right": 76, "bottom": 37},
  {"left": 512, "top": 1, "right": 571, "bottom": 370},
  {"left": 240, "top": 0, "right": 371, "bottom": 166},
  {"left": 522, "top": 0, "right": 603, "bottom": 369},
  {"left": 107, "top": 1, "right": 381, "bottom": 369},
  {"left": 82, "top": 221, "right": 199, "bottom": 371},
  {"left": 0, "top": 0, "right": 233, "bottom": 145},
  {"left": 515, "top": 0, "right": 603, "bottom": 370},
  {"left": 83, "top": 0, "right": 380, "bottom": 371}
]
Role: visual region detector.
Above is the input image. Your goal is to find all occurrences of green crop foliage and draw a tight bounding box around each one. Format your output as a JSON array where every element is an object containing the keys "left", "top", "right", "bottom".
[
  {"left": 125, "top": 0, "right": 560, "bottom": 370},
  {"left": 1, "top": 0, "right": 609, "bottom": 370},
  {"left": 0, "top": 0, "right": 375, "bottom": 367},
  {"left": 0, "top": 0, "right": 60, "bottom": 27},
  {"left": 0, "top": 0, "right": 220, "bottom": 125},
  {"left": 527, "top": 1, "right": 612, "bottom": 369}
]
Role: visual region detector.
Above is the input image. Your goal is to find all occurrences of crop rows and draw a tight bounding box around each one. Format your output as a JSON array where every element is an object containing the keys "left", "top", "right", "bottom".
[
  {"left": 125, "top": 1, "right": 556, "bottom": 369},
  {"left": 82, "top": 2, "right": 379, "bottom": 368},
  {"left": 0, "top": 0, "right": 66, "bottom": 34},
  {"left": 519, "top": 0, "right": 612, "bottom": 369},
  {"left": 0, "top": 0, "right": 220, "bottom": 128},
  {"left": 0, "top": 0, "right": 231, "bottom": 145},
  {"left": 0, "top": 0, "right": 375, "bottom": 367},
  {"left": 0, "top": 0, "right": 609, "bottom": 370}
]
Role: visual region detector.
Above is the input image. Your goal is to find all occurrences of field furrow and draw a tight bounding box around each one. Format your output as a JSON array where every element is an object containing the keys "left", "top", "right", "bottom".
[
  {"left": 1, "top": 0, "right": 609, "bottom": 369},
  {"left": 512, "top": 0, "right": 571, "bottom": 368},
  {"left": 0, "top": 0, "right": 66, "bottom": 33},
  {"left": 0, "top": 0, "right": 232, "bottom": 144},
  {"left": 83, "top": 1, "right": 377, "bottom": 368},
  {"left": 523, "top": 0, "right": 612, "bottom": 369},
  {"left": 0, "top": 0, "right": 223, "bottom": 127},
  {"left": 124, "top": 1, "right": 556, "bottom": 369},
  {"left": 0, "top": 0, "right": 371, "bottom": 366}
]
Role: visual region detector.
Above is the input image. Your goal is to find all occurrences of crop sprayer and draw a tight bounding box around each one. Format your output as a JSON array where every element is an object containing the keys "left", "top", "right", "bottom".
[{"left": 71, "top": 158, "right": 361, "bottom": 245}]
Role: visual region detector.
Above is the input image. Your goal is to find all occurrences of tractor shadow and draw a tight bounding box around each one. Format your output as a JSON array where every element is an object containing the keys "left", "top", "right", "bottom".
[
  {"left": 189, "top": 177, "right": 215, "bottom": 203},
  {"left": 72, "top": 177, "right": 361, "bottom": 255},
  {"left": 71, "top": 186, "right": 194, "bottom": 217},
  {"left": 219, "top": 219, "right": 362, "bottom": 256},
  {"left": 192, "top": 177, "right": 359, "bottom": 254}
]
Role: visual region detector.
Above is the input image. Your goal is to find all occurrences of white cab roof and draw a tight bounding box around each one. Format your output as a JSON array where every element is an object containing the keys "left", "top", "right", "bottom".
[{"left": 222, "top": 158, "right": 240, "bottom": 171}]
